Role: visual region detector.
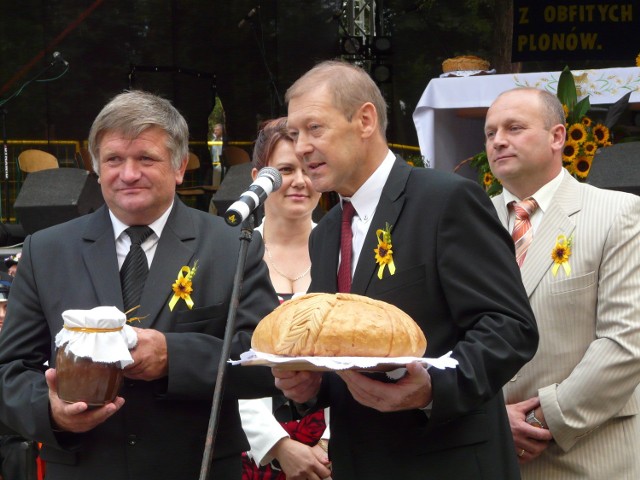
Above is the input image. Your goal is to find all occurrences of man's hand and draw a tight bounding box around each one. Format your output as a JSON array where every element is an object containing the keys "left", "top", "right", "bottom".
[
  {"left": 507, "top": 397, "right": 554, "bottom": 464},
  {"left": 124, "top": 327, "right": 168, "bottom": 380},
  {"left": 272, "top": 368, "right": 322, "bottom": 404},
  {"left": 46, "top": 368, "right": 124, "bottom": 433},
  {"left": 337, "top": 362, "right": 432, "bottom": 412},
  {"left": 269, "top": 437, "right": 332, "bottom": 480}
]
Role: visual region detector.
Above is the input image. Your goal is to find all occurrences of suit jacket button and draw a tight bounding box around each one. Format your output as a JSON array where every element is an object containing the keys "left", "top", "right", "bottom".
[{"left": 127, "top": 434, "right": 137, "bottom": 446}]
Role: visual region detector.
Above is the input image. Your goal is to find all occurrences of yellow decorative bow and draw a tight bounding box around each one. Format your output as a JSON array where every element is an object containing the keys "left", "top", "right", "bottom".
[
  {"left": 169, "top": 260, "right": 199, "bottom": 311},
  {"left": 551, "top": 235, "right": 572, "bottom": 277},
  {"left": 374, "top": 223, "right": 396, "bottom": 279}
]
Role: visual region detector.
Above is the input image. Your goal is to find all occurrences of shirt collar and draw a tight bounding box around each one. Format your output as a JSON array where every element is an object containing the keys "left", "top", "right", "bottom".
[
  {"left": 110, "top": 201, "right": 174, "bottom": 240},
  {"left": 503, "top": 169, "right": 564, "bottom": 214},
  {"left": 340, "top": 149, "right": 395, "bottom": 221}
]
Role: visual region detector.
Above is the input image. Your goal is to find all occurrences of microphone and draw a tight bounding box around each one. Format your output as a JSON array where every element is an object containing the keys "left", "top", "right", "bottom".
[
  {"left": 224, "top": 166, "right": 282, "bottom": 226},
  {"left": 52, "top": 51, "right": 69, "bottom": 67},
  {"left": 238, "top": 6, "right": 259, "bottom": 28}
]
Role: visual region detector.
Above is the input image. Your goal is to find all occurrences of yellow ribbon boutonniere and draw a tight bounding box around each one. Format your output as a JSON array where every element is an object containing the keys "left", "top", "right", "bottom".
[
  {"left": 169, "top": 260, "right": 199, "bottom": 311},
  {"left": 374, "top": 223, "right": 396, "bottom": 279},
  {"left": 551, "top": 235, "right": 572, "bottom": 277}
]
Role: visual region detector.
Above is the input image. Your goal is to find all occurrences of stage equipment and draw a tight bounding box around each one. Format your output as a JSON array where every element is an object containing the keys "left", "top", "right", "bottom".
[
  {"left": 0, "top": 51, "right": 70, "bottom": 222},
  {"left": 211, "top": 163, "right": 253, "bottom": 217},
  {"left": 14, "top": 168, "right": 104, "bottom": 234},
  {"left": 588, "top": 142, "right": 640, "bottom": 196}
]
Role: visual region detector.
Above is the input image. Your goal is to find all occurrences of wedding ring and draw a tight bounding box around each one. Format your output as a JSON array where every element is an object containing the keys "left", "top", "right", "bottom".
[{"left": 518, "top": 449, "right": 525, "bottom": 457}]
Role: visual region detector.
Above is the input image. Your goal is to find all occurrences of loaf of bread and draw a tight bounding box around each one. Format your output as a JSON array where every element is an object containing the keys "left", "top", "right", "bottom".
[
  {"left": 252, "top": 293, "right": 427, "bottom": 357},
  {"left": 442, "top": 55, "right": 490, "bottom": 73}
]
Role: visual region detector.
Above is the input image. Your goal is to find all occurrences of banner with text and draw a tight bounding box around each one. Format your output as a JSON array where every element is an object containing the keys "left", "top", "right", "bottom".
[{"left": 512, "top": 1, "right": 639, "bottom": 62}]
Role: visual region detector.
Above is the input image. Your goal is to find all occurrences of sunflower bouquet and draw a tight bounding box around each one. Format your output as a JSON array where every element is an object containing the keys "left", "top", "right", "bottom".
[{"left": 556, "top": 66, "right": 629, "bottom": 181}]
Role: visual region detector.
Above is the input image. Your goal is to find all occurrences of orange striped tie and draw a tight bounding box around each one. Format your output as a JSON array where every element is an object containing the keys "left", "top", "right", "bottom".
[{"left": 510, "top": 198, "right": 538, "bottom": 268}]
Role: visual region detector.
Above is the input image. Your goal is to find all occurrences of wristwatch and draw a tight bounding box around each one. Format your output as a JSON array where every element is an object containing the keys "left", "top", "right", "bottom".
[{"left": 526, "top": 409, "right": 546, "bottom": 429}]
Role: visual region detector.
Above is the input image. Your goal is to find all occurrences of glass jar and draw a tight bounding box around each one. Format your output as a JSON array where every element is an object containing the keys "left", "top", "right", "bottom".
[{"left": 55, "top": 343, "right": 124, "bottom": 407}]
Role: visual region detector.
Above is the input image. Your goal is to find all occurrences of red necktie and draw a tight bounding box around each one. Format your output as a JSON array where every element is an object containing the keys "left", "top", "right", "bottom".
[
  {"left": 510, "top": 198, "right": 538, "bottom": 268},
  {"left": 337, "top": 202, "right": 356, "bottom": 292}
]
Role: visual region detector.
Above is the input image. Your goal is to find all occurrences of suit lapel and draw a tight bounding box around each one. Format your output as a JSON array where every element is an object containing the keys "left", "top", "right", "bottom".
[
  {"left": 140, "top": 200, "right": 198, "bottom": 329},
  {"left": 351, "top": 158, "right": 409, "bottom": 294},
  {"left": 310, "top": 208, "right": 341, "bottom": 292},
  {"left": 521, "top": 174, "right": 581, "bottom": 296},
  {"left": 81, "top": 207, "right": 124, "bottom": 307}
]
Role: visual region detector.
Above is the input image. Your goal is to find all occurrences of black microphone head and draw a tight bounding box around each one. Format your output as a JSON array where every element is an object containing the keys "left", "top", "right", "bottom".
[{"left": 258, "top": 166, "right": 282, "bottom": 191}]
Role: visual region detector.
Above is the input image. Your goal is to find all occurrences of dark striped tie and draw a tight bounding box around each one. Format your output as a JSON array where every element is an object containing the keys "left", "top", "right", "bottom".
[{"left": 120, "top": 226, "right": 153, "bottom": 312}]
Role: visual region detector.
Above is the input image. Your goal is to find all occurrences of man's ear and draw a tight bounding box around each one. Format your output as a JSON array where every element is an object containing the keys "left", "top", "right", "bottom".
[
  {"left": 356, "top": 102, "right": 378, "bottom": 139},
  {"left": 175, "top": 154, "right": 189, "bottom": 185},
  {"left": 550, "top": 124, "right": 567, "bottom": 154},
  {"left": 251, "top": 167, "right": 258, "bottom": 181}
]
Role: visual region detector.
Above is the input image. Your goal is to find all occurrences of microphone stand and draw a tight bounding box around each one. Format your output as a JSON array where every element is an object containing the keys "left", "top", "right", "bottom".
[
  {"left": 0, "top": 58, "right": 66, "bottom": 222},
  {"left": 199, "top": 214, "right": 255, "bottom": 480},
  {"left": 247, "top": 14, "right": 283, "bottom": 115}
]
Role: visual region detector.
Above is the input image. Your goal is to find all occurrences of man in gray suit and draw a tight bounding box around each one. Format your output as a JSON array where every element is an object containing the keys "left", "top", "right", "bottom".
[
  {"left": 486, "top": 87, "right": 640, "bottom": 479},
  {"left": 0, "top": 91, "right": 279, "bottom": 479}
]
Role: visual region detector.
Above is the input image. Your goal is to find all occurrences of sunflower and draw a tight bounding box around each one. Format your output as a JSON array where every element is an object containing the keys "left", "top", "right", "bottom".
[
  {"left": 172, "top": 277, "right": 193, "bottom": 299},
  {"left": 592, "top": 124, "right": 610, "bottom": 146},
  {"left": 551, "top": 234, "right": 572, "bottom": 276},
  {"left": 562, "top": 140, "right": 579, "bottom": 161},
  {"left": 637, "top": 53, "right": 640, "bottom": 67},
  {"left": 563, "top": 161, "right": 577, "bottom": 176},
  {"left": 168, "top": 260, "right": 198, "bottom": 310},
  {"left": 562, "top": 104, "right": 569, "bottom": 119},
  {"left": 567, "top": 123, "right": 588, "bottom": 143},
  {"left": 573, "top": 156, "right": 592, "bottom": 180},
  {"left": 551, "top": 241, "right": 571, "bottom": 264},
  {"left": 374, "top": 224, "right": 396, "bottom": 279},
  {"left": 582, "top": 141, "right": 598, "bottom": 156},
  {"left": 483, "top": 172, "right": 494, "bottom": 188},
  {"left": 581, "top": 116, "right": 592, "bottom": 127},
  {"left": 374, "top": 242, "right": 393, "bottom": 265}
]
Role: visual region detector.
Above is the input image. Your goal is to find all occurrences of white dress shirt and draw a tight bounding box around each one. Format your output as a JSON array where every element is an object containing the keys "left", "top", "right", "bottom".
[
  {"left": 340, "top": 150, "right": 396, "bottom": 276},
  {"left": 110, "top": 202, "right": 173, "bottom": 269}
]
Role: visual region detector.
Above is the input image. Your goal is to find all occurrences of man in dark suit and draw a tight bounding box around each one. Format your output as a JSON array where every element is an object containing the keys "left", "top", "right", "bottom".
[
  {"left": 274, "top": 60, "right": 538, "bottom": 479},
  {"left": 0, "top": 90, "right": 279, "bottom": 479}
]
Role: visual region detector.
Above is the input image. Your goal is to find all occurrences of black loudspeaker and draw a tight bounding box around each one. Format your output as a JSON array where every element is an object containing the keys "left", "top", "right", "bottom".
[
  {"left": 14, "top": 169, "right": 104, "bottom": 234},
  {"left": 0, "top": 223, "right": 25, "bottom": 246},
  {"left": 588, "top": 143, "right": 640, "bottom": 196},
  {"left": 211, "top": 163, "right": 253, "bottom": 216}
]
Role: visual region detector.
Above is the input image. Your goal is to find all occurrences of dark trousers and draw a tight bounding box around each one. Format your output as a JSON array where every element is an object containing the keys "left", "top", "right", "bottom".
[
  {"left": 211, "top": 454, "right": 242, "bottom": 479},
  {"left": 0, "top": 436, "right": 38, "bottom": 480}
]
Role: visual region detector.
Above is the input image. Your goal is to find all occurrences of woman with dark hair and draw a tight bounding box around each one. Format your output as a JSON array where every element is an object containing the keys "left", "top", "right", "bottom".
[{"left": 239, "top": 118, "right": 331, "bottom": 480}]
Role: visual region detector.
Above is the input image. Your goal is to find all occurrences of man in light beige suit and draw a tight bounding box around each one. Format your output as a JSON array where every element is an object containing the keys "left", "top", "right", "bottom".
[{"left": 485, "top": 87, "right": 640, "bottom": 479}]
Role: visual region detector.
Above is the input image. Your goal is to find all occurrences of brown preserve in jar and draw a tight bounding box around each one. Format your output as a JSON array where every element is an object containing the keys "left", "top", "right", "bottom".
[
  {"left": 54, "top": 307, "right": 137, "bottom": 407},
  {"left": 56, "top": 344, "right": 124, "bottom": 406}
]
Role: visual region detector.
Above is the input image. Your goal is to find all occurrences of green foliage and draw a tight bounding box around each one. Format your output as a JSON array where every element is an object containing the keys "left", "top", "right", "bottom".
[
  {"left": 405, "top": 153, "right": 426, "bottom": 168},
  {"left": 470, "top": 151, "right": 502, "bottom": 196},
  {"left": 557, "top": 66, "right": 590, "bottom": 124}
]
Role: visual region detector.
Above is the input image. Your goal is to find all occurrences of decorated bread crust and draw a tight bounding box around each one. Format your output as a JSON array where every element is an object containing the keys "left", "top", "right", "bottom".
[
  {"left": 442, "top": 55, "right": 490, "bottom": 73},
  {"left": 252, "top": 292, "right": 427, "bottom": 357}
]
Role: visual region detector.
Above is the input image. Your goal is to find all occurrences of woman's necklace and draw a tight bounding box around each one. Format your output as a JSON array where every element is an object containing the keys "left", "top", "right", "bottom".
[{"left": 264, "top": 242, "right": 311, "bottom": 283}]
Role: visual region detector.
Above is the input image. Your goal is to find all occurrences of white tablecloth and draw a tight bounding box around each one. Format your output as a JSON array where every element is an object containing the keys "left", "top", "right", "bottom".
[{"left": 412, "top": 67, "right": 640, "bottom": 176}]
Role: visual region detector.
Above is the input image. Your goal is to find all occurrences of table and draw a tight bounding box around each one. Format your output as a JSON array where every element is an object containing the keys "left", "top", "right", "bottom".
[{"left": 412, "top": 67, "right": 640, "bottom": 177}]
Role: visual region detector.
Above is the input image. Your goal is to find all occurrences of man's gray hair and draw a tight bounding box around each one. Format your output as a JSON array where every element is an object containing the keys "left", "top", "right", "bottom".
[{"left": 88, "top": 90, "right": 189, "bottom": 173}]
